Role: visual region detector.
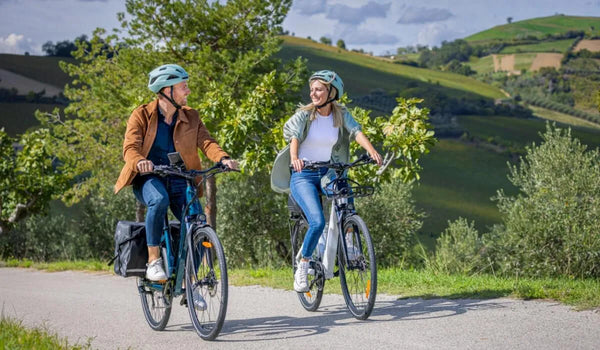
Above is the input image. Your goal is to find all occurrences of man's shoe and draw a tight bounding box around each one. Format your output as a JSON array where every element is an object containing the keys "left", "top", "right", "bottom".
[
  {"left": 146, "top": 258, "right": 167, "bottom": 281},
  {"left": 192, "top": 289, "right": 207, "bottom": 311},
  {"left": 294, "top": 260, "right": 309, "bottom": 292}
]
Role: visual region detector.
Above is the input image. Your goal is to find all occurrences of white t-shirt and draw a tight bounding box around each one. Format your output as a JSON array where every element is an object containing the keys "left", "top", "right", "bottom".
[{"left": 298, "top": 112, "right": 339, "bottom": 162}]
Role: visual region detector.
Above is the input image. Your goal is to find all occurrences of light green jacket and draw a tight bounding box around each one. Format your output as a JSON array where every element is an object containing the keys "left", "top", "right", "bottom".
[{"left": 270, "top": 108, "right": 362, "bottom": 193}]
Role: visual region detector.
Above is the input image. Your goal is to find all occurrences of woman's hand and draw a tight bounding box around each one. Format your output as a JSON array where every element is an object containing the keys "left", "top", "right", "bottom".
[
  {"left": 222, "top": 159, "right": 239, "bottom": 170},
  {"left": 368, "top": 150, "right": 383, "bottom": 166},
  {"left": 291, "top": 158, "right": 304, "bottom": 172},
  {"left": 136, "top": 159, "right": 154, "bottom": 174}
]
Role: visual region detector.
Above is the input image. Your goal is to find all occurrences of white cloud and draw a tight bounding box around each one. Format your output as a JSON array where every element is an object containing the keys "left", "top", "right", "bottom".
[
  {"left": 340, "top": 26, "right": 398, "bottom": 45},
  {"left": 416, "top": 23, "right": 462, "bottom": 48},
  {"left": 397, "top": 6, "right": 454, "bottom": 24},
  {"left": 327, "top": 1, "right": 390, "bottom": 25},
  {"left": 0, "top": 33, "right": 39, "bottom": 55},
  {"left": 293, "top": 0, "right": 328, "bottom": 15}
]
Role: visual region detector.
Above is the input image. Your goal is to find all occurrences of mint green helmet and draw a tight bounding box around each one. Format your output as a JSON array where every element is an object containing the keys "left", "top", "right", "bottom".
[
  {"left": 148, "top": 64, "right": 189, "bottom": 93},
  {"left": 309, "top": 70, "right": 344, "bottom": 100}
]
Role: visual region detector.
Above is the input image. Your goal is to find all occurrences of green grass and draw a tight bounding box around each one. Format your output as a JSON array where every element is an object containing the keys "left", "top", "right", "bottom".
[
  {"left": 466, "top": 15, "right": 600, "bottom": 44},
  {"left": 0, "top": 102, "right": 63, "bottom": 137},
  {"left": 4, "top": 261, "right": 598, "bottom": 310},
  {"left": 500, "top": 39, "right": 575, "bottom": 54},
  {"left": 0, "top": 315, "right": 92, "bottom": 349},
  {"left": 469, "top": 55, "right": 495, "bottom": 75},
  {"left": 0, "top": 53, "right": 73, "bottom": 87},
  {"left": 280, "top": 36, "right": 505, "bottom": 100},
  {"left": 0, "top": 259, "right": 110, "bottom": 272},
  {"left": 513, "top": 53, "right": 540, "bottom": 71},
  {"left": 530, "top": 105, "right": 600, "bottom": 130}
]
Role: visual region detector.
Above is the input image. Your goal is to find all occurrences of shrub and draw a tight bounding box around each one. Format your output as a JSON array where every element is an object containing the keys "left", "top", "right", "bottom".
[
  {"left": 493, "top": 124, "right": 600, "bottom": 278},
  {"left": 217, "top": 171, "right": 289, "bottom": 267},
  {"left": 428, "top": 218, "right": 486, "bottom": 274},
  {"left": 356, "top": 180, "right": 425, "bottom": 267}
]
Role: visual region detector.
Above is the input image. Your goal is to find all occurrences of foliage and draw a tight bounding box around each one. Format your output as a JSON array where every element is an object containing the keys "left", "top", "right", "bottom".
[
  {"left": 319, "top": 36, "right": 332, "bottom": 45},
  {"left": 216, "top": 171, "right": 289, "bottom": 267},
  {"left": 356, "top": 180, "right": 425, "bottom": 267},
  {"left": 0, "top": 129, "right": 68, "bottom": 234},
  {"left": 38, "top": 0, "right": 305, "bottom": 205},
  {"left": 428, "top": 218, "right": 486, "bottom": 275},
  {"left": 336, "top": 39, "right": 346, "bottom": 50},
  {"left": 418, "top": 39, "right": 473, "bottom": 68},
  {"left": 349, "top": 97, "right": 436, "bottom": 183},
  {"left": 493, "top": 124, "right": 600, "bottom": 278},
  {"left": 42, "top": 35, "right": 89, "bottom": 57},
  {"left": 0, "top": 315, "right": 93, "bottom": 350}
]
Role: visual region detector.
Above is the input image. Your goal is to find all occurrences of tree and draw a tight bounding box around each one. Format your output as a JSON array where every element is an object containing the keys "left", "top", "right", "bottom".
[
  {"left": 38, "top": 0, "right": 306, "bottom": 227},
  {"left": 0, "top": 129, "right": 68, "bottom": 234},
  {"left": 494, "top": 124, "right": 600, "bottom": 278},
  {"left": 42, "top": 35, "right": 89, "bottom": 57},
  {"left": 336, "top": 39, "right": 346, "bottom": 50},
  {"left": 507, "top": 17, "right": 513, "bottom": 24},
  {"left": 319, "top": 36, "right": 332, "bottom": 45}
]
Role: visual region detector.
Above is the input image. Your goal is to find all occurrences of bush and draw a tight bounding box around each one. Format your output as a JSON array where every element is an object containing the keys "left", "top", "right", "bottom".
[
  {"left": 217, "top": 171, "right": 289, "bottom": 267},
  {"left": 493, "top": 124, "right": 600, "bottom": 278},
  {"left": 356, "top": 180, "right": 425, "bottom": 267},
  {"left": 428, "top": 218, "right": 486, "bottom": 274}
]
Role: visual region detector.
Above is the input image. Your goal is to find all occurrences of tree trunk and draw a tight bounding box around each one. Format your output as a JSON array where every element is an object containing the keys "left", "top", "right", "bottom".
[
  {"left": 205, "top": 176, "right": 217, "bottom": 229},
  {"left": 135, "top": 200, "right": 145, "bottom": 222}
]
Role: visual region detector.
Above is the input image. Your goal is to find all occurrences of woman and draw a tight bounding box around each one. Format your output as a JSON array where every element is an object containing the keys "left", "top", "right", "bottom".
[{"left": 282, "top": 70, "right": 382, "bottom": 292}]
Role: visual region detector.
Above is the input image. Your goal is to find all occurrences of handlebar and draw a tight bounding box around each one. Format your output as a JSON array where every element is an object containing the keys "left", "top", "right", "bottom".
[
  {"left": 291, "top": 154, "right": 376, "bottom": 172},
  {"left": 153, "top": 162, "right": 239, "bottom": 181}
]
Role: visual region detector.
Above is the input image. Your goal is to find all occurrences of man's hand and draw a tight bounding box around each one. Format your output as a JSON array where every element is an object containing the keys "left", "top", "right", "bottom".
[
  {"left": 222, "top": 158, "right": 239, "bottom": 170},
  {"left": 136, "top": 159, "right": 154, "bottom": 174}
]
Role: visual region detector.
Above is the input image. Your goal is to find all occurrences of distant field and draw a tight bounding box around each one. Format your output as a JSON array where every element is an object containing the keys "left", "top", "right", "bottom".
[
  {"left": 530, "top": 105, "right": 600, "bottom": 130},
  {"left": 0, "top": 53, "right": 73, "bottom": 87},
  {"left": 500, "top": 39, "right": 575, "bottom": 54},
  {"left": 471, "top": 52, "right": 560, "bottom": 75},
  {"left": 466, "top": 15, "right": 600, "bottom": 44},
  {"left": 281, "top": 36, "right": 505, "bottom": 100},
  {"left": 0, "top": 69, "right": 62, "bottom": 96},
  {"left": 574, "top": 39, "right": 600, "bottom": 52},
  {"left": 0, "top": 102, "right": 62, "bottom": 136},
  {"left": 530, "top": 53, "right": 563, "bottom": 71}
]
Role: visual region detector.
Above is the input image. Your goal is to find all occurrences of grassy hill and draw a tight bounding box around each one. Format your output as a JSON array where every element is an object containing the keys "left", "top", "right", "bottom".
[{"left": 465, "top": 15, "right": 600, "bottom": 44}]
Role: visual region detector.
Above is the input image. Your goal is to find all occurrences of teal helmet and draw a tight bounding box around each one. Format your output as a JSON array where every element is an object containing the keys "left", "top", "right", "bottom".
[
  {"left": 309, "top": 70, "right": 344, "bottom": 100},
  {"left": 148, "top": 64, "right": 189, "bottom": 93}
]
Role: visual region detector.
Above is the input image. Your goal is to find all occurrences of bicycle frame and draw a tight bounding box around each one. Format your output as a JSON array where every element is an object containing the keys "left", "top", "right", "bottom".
[{"left": 142, "top": 162, "right": 231, "bottom": 298}]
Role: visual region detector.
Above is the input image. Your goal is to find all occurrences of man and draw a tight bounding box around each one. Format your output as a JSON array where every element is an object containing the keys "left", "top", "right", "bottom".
[{"left": 114, "top": 63, "right": 238, "bottom": 281}]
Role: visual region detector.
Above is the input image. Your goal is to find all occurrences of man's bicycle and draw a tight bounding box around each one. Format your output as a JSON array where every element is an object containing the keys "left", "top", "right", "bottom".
[
  {"left": 288, "top": 154, "right": 378, "bottom": 320},
  {"left": 136, "top": 152, "right": 237, "bottom": 340}
]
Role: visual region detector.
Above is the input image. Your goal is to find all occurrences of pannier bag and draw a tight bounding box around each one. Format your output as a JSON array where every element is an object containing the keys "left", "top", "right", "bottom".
[{"left": 109, "top": 221, "right": 148, "bottom": 277}]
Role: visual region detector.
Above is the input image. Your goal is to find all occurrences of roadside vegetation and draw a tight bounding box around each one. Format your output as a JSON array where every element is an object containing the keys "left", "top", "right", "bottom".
[{"left": 0, "top": 314, "right": 92, "bottom": 350}]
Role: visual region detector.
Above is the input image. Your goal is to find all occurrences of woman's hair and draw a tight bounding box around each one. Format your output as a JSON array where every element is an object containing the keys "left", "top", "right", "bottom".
[{"left": 297, "top": 79, "right": 343, "bottom": 128}]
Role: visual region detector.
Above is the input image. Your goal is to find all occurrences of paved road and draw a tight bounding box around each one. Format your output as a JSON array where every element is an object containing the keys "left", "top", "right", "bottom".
[{"left": 1, "top": 268, "right": 599, "bottom": 349}]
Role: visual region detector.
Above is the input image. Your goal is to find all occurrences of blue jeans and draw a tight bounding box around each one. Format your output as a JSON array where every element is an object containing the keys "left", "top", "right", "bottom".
[
  {"left": 290, "top": 168, "right": 329, "bottom": 258},
  {"left": 132, "top": 175, "right": 188, "bottom": 246}
]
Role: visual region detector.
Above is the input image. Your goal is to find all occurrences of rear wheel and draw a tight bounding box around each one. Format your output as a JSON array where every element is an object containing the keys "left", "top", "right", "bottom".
[
  {"left": 338, "top": 214, "right": 377, "bottom": 320},
  {"left": 138, "top": 248, "right": 172, "bottom": 330},
  {"left": 185, "top": 226, "right": 228, "bottom": 340},
  {"left": 291, "top": 219, "right": 324, "bottom": 311}
]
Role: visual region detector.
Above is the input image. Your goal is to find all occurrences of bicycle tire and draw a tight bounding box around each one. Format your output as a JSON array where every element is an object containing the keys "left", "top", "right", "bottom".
[
  {"left": 137, "top": 247, "right": 173, "bottom": 330},
  {"left": 185, "top": 225, "right": 228, "bottom": 340},
  {"left": 338, "top": 214, "right": 377, "bottom": 320},
  {"left": 291, "top": 219, "right": 324, "bottom": 311}
]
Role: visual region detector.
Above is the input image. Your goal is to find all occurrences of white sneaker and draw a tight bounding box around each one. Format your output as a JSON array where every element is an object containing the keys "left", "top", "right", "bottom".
[
  {"left": 294, "top": 260, "right": 309, "bottom": 292},
  {"left": 146, "top": 258, "right": 167, "bottom": 281},
  {"left": 346, "top": 233, "right": 359, "bottom": 260}
]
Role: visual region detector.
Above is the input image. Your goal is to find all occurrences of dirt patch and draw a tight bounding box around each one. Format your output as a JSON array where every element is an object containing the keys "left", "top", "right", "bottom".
[
  {"left": 0, "top": 69, "right": 62, "bottom": 96},
  {"left": 491, "top": 54, "right": 520, "bottom": 74},
  {"left": 574, "top": 40, "right": 600, "bottom": 52},
  {"left": 530, "top": 53, "right": 563, "bottom": 71}
]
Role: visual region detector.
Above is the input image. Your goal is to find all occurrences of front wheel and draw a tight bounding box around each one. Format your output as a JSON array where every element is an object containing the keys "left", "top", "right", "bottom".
[
  {"left": 185, "top": 225, "right": 228, "bottom": 340},
  {"left": 338, "top": 214, "right": 377, "bottom": 320},
  {"left": 291, "top": 219, "right": 324, "bottom": 311}
]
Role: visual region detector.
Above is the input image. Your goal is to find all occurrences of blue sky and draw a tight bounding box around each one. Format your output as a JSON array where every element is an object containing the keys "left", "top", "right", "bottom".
[{"left": 1, "top": 0, "right": 599, "bottom": 55}]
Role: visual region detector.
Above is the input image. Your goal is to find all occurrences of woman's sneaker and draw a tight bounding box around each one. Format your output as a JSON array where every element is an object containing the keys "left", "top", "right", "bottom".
[
  {"left": 192, "top": 289, "right": 207, "bottom": 311},
  {"left": 146, "top": 258, "right": 167, "bottom": 281},
  {"left": 294, "top": 260, "right": 309, "bottom": 292}
]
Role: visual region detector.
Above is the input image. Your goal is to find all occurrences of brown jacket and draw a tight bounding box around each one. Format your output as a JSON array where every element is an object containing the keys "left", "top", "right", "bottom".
[{"left": 114, "top": 99, "right": 229, "bottom": 195}]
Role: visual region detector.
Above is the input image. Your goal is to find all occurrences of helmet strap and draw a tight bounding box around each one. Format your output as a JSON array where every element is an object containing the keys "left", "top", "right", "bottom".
[
  {"left": 315, "top": 85, "right": 335, "bottom": 109},
  {"left": 159, "top": 87, "right": 182, "bottom": 110}
]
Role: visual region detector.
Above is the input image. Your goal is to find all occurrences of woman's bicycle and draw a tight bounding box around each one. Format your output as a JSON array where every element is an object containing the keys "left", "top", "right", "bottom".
[
  {"left": 136, "top": 152, "right": 237, "bottom": 340},
  {"left": 288, "top": 154, "right": 378, "bottom": 320}
]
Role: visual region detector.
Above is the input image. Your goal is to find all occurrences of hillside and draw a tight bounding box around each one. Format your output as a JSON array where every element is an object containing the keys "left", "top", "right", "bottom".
[
  {"left": 465, "top": 15, "right": 600, "bottom": 44},
  {"left": 2, "top": 35, "right": 600, "bottom": 244}
]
